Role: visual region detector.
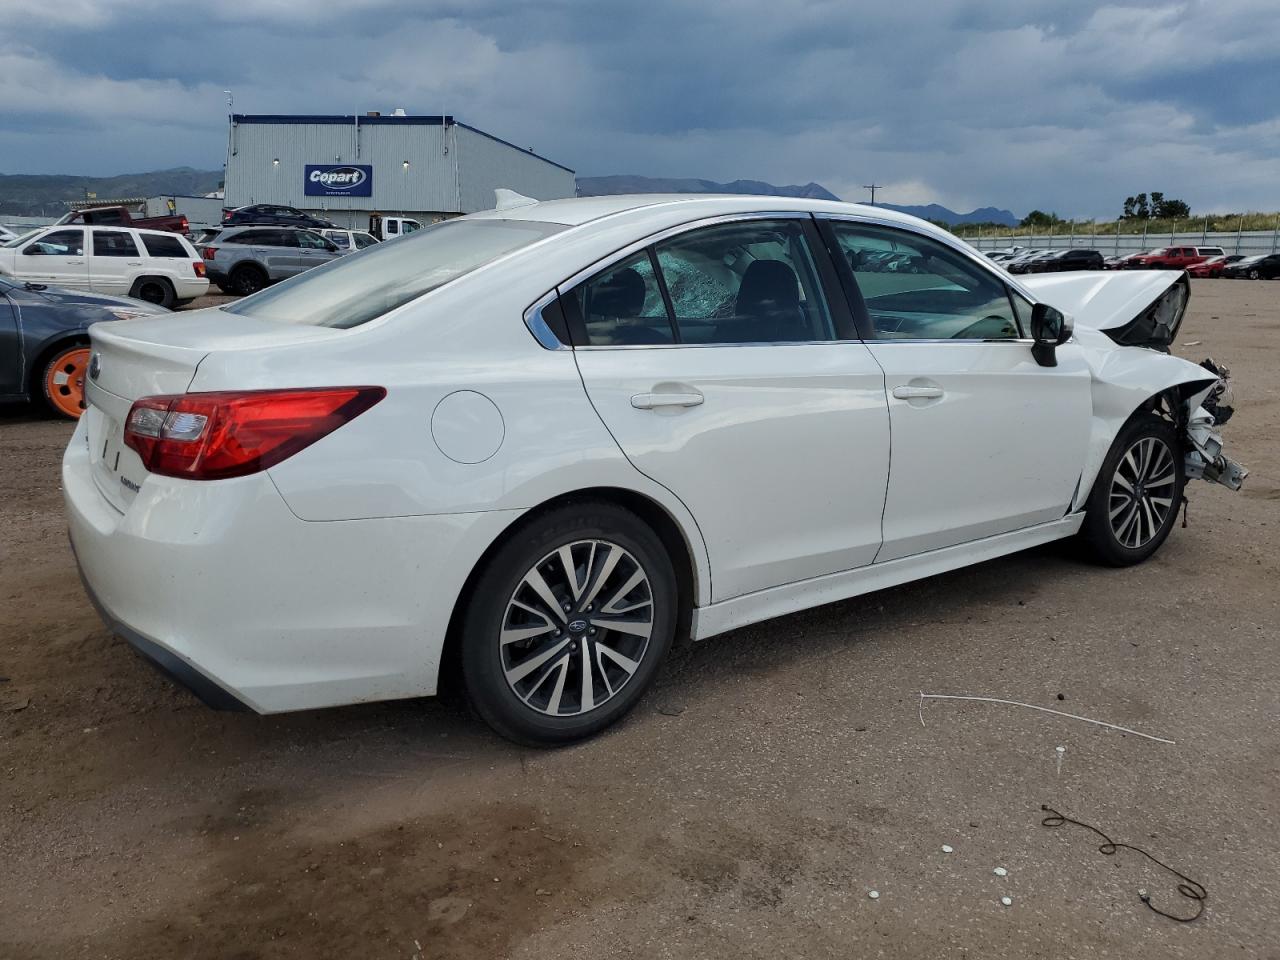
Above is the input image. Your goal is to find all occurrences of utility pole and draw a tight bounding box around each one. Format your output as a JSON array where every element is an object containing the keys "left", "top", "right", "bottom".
[{"left": 862, "top": 184, "right": 880, "bottom": 205}]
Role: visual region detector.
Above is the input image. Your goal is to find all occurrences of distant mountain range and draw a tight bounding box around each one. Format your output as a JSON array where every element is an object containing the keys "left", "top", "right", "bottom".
[
  {"left": 878, "top": 203, "right": 1019, "bottom": 227},
  {"left": 577, "top": 175, "right": 840, "bottom": 202},
  {"left": 577, "top": 175, "right": 1018, "bottom": 227},
  {"left": 0, "top": 167, "right": 222, "bottom": 215}
]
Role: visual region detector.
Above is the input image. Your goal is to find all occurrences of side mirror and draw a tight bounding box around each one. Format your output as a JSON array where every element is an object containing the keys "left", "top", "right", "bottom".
[{"left": 1029, "top": 302, "right": 1073, "bottom": 367}]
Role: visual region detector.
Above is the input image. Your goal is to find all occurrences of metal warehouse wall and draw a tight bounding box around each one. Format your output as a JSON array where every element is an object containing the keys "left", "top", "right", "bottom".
[
  {"left": 224, "top": 116, "right": 575, "bottom": 216},
  {"left": 454, "top": 125, "right": 577, "bottom": 212}
]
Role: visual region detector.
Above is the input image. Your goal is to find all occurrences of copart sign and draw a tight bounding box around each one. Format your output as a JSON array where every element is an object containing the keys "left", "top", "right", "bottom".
[{"left": 304, "top": 164, "right": 373, "bottom": 198}]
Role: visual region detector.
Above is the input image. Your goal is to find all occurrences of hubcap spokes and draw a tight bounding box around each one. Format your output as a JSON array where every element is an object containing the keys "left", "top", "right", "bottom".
[
  {"left": 1109, "top": 436, "right": 1176, "bottom": 549},
  {"left": 501, "top": 539, "right": 653, "bottom": 717}
]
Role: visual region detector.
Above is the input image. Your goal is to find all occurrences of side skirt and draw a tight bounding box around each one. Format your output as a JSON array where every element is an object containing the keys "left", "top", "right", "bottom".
[{"left": 691, "top": 515, "right": 1084, "bottom": 641}]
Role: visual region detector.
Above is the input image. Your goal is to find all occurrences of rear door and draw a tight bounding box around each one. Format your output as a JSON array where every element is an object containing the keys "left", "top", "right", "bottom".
[
  {"left": 16, "top": 229, "right": 88, "bottom": 288},
  {"left": 823, "top": 218, "right": 1092, "bottom": 562},
  {"left": 569, "top": 215, "right": 891, "bottom": 602},
  {"left": 252, "top": 229, "right": 300, "bottom": 277},
  {"left": 88, "top": 228, "right": 143, "bottom": 295}
]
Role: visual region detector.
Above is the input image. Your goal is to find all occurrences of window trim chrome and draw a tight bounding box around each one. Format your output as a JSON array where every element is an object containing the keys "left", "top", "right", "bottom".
[{"left": 522, "top": 289, "right": 570, "bottom": 350}]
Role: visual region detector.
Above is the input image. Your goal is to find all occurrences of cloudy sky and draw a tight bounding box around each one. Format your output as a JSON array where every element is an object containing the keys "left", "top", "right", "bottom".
[{"left": 1, "top": 0, "right": 1276, "bottom": 218}]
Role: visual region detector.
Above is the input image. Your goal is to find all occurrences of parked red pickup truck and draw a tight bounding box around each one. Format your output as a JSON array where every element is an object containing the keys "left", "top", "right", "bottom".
[
  {"left": 1124, "top": 245, "right": 1225, "bottom": 269},
  {"left": 55, "top": 205, "right": 189, "bottom": 234}
]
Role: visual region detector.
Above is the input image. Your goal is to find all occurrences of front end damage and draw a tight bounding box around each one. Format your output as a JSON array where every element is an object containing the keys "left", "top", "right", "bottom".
[
  {"left": 1182, "top": 360, "right": 1248, "bottom": 491},
  {"left": 1018, "top": 269, "right": 1248, "bottom": 499}
]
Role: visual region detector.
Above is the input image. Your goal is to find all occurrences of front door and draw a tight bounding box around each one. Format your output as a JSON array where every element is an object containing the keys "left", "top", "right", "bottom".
[
  {"left": 824, "top": 218, "right": 1092, "bottom": 562},
  {"left": 569, "top": 216, "right": 890, "bottom": 602},
  {"left": 18, "top": 229, "right": 88, "bottom": 289}
]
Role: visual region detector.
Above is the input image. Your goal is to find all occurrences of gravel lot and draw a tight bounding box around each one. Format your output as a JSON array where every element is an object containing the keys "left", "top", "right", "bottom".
[{"left": 2, "top": 280, "right": 1278, "bottom": 959}]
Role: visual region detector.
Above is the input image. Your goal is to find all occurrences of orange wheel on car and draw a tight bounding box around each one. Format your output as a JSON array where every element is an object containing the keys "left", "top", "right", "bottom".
[{"left": 41, "top": 345, "right": 91, "bottom": 419}]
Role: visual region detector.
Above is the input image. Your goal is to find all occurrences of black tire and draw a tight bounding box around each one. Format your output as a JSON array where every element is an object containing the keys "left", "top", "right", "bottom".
[
  {"left": 230, "top": 264, "right": 268, "bottom": 296},
  {"left": 459, "top": 501, "right": 677, "bottom": 746},
  {"left": 129, "top": 276, "right": 175, "bottom": 308},
  {"left": 1080, "top": 413, "right": 1185, "bottom": 566}
]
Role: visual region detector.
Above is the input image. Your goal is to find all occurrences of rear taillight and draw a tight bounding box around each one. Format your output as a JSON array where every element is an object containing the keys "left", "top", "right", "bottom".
[
  {"left": 123, "top": 387, "right": 385, "bottom": 480},
  {"left": 203, "top": 247, "right": 216, "bottom": 260},
  {"left": 179, "top": 216, "right": 189, "bottom": 232},
  {"left": 193, "top": 261, "right": 206, "bottom": 277}
]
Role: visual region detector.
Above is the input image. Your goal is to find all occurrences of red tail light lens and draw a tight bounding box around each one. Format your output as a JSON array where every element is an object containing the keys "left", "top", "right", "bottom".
[
  {"left": 123, "top": 387, "right": 385, "bottom": 480},
  {"left": 193, "top": 261, "right": 207, "bottom": 277},
  {"left": 179, "top": 216, "right": 189, "bottom": 232},
  {"left": 203, "top": 247, "right": 216, "bottom": 260}
]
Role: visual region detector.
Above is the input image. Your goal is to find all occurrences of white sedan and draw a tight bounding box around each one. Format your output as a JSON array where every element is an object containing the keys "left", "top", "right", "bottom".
[{"left": 64, "top": 194, "right": 1245, "bottom": 744}]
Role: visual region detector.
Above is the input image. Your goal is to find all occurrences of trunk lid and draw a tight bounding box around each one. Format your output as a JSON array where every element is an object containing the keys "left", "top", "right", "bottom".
[{"left": 83, "top": 307, "right": 346, "bottom": 513}]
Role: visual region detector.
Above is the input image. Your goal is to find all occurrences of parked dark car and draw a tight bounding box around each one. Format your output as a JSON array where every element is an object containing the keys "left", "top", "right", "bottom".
[
  {"left": 1222, "top": 254, "right": 1280, "bottom": 280},
  {"left": 202, "top": 226, "right": 342, "bottom": 295},
  {"left": 0, "top": 274, "right": 167, "bottom": 418},
  {"left": 221, "top": 204, "right": 337, "bottom": 230},
  {"left": 1007, "top": 250, "right": 1066, "bottom": 274},
  {"left": 1036, "top": 248, "right": 1104, "bottom": 273}
]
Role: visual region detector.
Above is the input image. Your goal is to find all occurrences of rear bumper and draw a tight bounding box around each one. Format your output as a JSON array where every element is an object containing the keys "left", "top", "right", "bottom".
[{"left": 63, "top": 417, "right": 524, "bottom": 713}]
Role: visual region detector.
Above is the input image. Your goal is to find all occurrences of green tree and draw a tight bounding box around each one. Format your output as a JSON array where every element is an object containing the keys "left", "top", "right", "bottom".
[{"left": 1020, "top": 209, "right": 1062, "bottom": 228}]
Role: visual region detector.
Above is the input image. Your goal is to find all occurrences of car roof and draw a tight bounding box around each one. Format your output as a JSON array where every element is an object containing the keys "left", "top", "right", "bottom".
[{"left": 463, "top": 193, "right": 942, "bottom": 231}]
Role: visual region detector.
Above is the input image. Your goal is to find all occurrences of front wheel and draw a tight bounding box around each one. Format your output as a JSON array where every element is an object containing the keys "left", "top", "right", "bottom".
[
  {"left": 1249, "top": 269, "right": 1261, "bottom": 280},
  {"left": 459, "top": 502, "right": 677, "bottom": 745},
  {"left": 1080, "top": 413, "right": 1185, "bottom": 566}
]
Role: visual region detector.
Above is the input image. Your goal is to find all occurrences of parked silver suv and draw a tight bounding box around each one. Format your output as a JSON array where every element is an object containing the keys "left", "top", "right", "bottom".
[{"left": 201, "top": 226, "right": 341, "bottom": 295}]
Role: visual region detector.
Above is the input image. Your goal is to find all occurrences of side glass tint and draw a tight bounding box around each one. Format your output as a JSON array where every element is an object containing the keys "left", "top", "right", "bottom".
[
  {"left": 653, "top": 219, "right": 834, "bottom": 344},
  {"left": 829, "top": 222, "right": 1020, "bottom": 340},
  {"left": 570, "top": 251, "right": 673, "bottom": 346}
]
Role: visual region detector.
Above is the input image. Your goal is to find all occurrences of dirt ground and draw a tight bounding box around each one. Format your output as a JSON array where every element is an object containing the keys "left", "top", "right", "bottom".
[{"left": 2, "top": 280, "right": 1278, "bottom": 959}]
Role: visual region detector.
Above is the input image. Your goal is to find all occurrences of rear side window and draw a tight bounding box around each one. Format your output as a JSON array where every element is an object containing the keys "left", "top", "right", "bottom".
[
  {"left": 93, "top": 230, "right": 140, "bottom": 257},
  {"left": 571, "top": 251, "right": 673, "bottom": 346},
  {"left": 140, "top": 233, "right": 188, "bottom": 258},
  {"left": 223, "top": 230, "right": 264, "bottom": 244},
  {"left": 225, "top": 218, "right": 566, "bottom": 328},
  {"left": 354, "top": 233, "right": 377, "bottom": 249},
  {"left": 328, "top": 233, "right": 351, "bottom": 249}
]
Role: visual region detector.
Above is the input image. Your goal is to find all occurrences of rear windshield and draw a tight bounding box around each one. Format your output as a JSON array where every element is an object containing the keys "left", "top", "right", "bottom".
[{"left": 224, "top": 218, "right": 566, "bottom": 328}]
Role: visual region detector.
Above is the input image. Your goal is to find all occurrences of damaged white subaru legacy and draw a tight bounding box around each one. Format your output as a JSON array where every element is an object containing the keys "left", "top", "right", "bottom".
[{"left": 65, "top": 195, "right": 1246, "bottom": 744}]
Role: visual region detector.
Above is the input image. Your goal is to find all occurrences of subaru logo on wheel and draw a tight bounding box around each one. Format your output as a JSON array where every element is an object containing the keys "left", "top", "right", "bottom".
[
  {"left": 568, "top": 619, "right": 589, "bottom": 633},
  {"left": 88, "top": 353, "right": 101, "bottom": 380}
]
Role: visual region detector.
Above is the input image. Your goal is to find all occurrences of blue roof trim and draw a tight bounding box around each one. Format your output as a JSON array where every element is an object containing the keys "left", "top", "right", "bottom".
[
  {"left": 232, "top": 114, "right": 452, "bottom": 126},
  {"left": 456, "top": 122, "right": 575, "bottom": 174},
  {"left": 229, "top": 114, "right": 574, "bottom": 173}
]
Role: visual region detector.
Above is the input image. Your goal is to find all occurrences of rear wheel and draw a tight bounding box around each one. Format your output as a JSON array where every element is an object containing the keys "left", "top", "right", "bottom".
[
  {"left": 1249, "top": 269, "right": 1261, "bottom": 280},
  {"left": 129, "top": 276, "right": 175, "bottom": 308},
  {"left": 459, "top": 502, "right": 677, "bottom": 745},
  {"left": 1081, "top": 413, "right": 1184, "bottom": 566},
  {"left": 40, "top": 344, "right": 90, "bottom": 419},
  {"left": 230, "top": 264, "right": 268, "bottom": 296}
]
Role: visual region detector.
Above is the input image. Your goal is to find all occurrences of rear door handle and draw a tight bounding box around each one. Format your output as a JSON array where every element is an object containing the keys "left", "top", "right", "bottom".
[
  {"left": 892, "top": 385, "right": 944, "bottom": 400},
  {"left": 631, "top": 391, "right": 704, "bottom": 410}
]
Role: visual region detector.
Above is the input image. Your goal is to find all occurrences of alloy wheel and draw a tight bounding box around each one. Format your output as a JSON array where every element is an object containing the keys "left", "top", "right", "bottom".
[
  {"left": 500, "top": 539, "right": 654, "bottom": 717},
  {"left": 1108, "top": 436, "right": 1177, "bottom": 549}
]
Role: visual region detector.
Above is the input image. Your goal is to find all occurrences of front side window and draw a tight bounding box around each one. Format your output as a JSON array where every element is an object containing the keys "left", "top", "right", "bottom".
[
  {"left": 24, "top": 230, "right": 83, "bottom": 256},
  {"left": 829, "top": 222, "right": 1021, "bottom": 340},
  {"left": 225, "top": 218, "right": 565, "bottom": 328},
  {"left": 92, "top": 230, "right": 139, "bottom": 258},
  {"left": 353, "top": 233, "right": 376, "bottom": 249}
]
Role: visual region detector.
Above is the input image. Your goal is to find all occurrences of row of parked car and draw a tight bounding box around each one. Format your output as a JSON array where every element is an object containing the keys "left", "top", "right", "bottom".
[
  {"left": 987, "top": 244, "right": 1280, "bottom": 279},
  {"left": 0, "top": 204, "right": 427, "bottom": 418}
]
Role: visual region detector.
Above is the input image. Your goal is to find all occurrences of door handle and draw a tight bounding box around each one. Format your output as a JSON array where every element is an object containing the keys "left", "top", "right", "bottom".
[
  {"left": 126, "top": 261, "right": 143, "bottom": 266},
  {"left": 68, "top": 260, "right": 86, "bottom": 265},
  {"left": 631, "top": 391, "right": 704, "bottom": 410},
  {"left": 892, "top": 385, "right": 944, "bottom": 400}
]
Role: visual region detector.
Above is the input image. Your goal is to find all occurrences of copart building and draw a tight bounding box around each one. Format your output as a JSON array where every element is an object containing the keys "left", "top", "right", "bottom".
[{"left": 223, "top": 112, "right": 576, "bottom": 228}]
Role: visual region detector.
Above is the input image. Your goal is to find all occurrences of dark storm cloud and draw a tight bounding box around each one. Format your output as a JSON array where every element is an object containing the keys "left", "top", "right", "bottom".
[{"left": 1, "top": 0, "right": 1277, "bottom": 216}]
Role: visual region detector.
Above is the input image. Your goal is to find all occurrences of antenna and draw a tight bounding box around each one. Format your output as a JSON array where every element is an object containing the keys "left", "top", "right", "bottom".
[{"left": 862, "top": 183, "right": 880, "bottom": 205}]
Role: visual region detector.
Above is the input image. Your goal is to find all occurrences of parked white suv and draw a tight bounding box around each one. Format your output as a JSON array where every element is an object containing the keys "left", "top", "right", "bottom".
[
  {"left": 318, "top": 228, "right": 379, "bottom": 254},
  {"left": 0, "top": 225, "right": 209, "bottom": 307}
]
